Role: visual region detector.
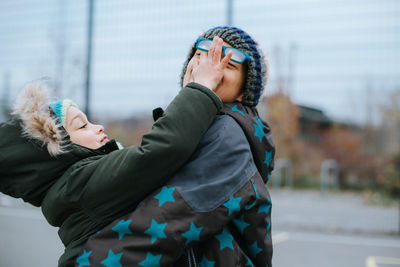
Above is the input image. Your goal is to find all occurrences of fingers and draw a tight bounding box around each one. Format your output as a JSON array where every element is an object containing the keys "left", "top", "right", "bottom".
[
  {"left": 212, "top": 37, "right": 223, "bottom": 64},
  {"left": 208, "top": 36, "right": 223, "bottom": 64},
  {"left": 220, "top": 50, "right": 232, "bottom": 69},
  {"left": 208, "top": 36, "right": 217, "bottom": 61},
  {"left": 183, "top": 58, "right": 195, "bottom": 87},
  {"left": 215, "top": 38, "right": 223, "bottom": 63},
  {"left": 187, "top": 58, "right": 195, "bottom": 71}
]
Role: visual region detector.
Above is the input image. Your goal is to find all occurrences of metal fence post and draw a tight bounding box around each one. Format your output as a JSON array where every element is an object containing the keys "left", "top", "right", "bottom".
[
  {"left": 320, "top": 159, "right": 339, "bottom": 193},
  {"left": 272, "top": 158, "right": 293, "bottom": 189},
  {"left": 85, "top": 0, "right": 95, "bottom": 120}
]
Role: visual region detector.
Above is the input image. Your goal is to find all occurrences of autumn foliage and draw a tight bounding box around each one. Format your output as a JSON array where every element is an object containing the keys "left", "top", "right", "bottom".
[{"left": 258, "top": 91, "right": 399, "bottom": 194}]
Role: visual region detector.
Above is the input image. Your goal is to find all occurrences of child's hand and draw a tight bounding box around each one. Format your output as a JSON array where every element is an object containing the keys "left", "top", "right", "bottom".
[{"left": 183, "top": 36, "right": 232, "bottom": 92}]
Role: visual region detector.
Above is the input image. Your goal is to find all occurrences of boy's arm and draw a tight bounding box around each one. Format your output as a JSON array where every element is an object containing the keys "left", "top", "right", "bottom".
[{"left": 68, "top": 83, "right": 222, "bottom": 220}]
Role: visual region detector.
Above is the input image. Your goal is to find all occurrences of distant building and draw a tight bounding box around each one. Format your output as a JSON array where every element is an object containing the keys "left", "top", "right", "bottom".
[{"left": 297, "top": 105, "right": 332, "bottom": 143}]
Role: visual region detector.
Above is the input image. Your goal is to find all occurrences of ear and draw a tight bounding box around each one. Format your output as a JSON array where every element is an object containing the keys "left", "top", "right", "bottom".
[{"left": 236, "top": 93, "right": 244, "bottom": 102}]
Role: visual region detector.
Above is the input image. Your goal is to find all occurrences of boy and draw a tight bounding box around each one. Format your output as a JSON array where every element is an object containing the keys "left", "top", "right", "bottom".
[
  {"left": 0, "top": 37, "right": 233, "bottom": 266},
  {"left": 80, "top": 26, "right": 275, "bottom": 267}
]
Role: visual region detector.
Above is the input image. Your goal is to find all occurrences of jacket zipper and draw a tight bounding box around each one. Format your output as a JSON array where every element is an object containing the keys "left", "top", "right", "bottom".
[{"left": 187, "top": 248, "right": 197, "bottom": 267}]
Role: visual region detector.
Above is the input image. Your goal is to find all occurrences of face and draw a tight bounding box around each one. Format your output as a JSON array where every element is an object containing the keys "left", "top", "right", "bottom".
[
  {"left": 64, "top": 106, "right": 109, "bottom": 149},
  {"left": 187, "top": 40, "right": 245, "bottom": 103}
]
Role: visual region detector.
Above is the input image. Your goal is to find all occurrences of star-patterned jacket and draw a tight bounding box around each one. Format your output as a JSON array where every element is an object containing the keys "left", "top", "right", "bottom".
[{"left": 76, "top": 102, "right": 275, "bottom": 267}]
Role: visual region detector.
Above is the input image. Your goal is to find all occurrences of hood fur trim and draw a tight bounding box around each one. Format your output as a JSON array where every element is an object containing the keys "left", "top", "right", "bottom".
[{"left": 11, "top": 81, "right": 68, "bottom": 156}]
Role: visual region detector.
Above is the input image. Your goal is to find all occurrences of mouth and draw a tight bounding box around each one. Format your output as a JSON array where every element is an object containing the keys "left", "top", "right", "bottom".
[{"left": 100, "top": 135, "right": 109, "bottom": 144}]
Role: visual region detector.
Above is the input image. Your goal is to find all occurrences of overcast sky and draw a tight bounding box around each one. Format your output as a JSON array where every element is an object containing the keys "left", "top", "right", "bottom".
[{"left": 0, "top": 0, "right": 399, "bottom": 124}]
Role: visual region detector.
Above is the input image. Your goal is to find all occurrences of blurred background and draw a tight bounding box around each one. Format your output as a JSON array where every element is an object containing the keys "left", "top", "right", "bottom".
[{"left": 0, "top": 0, "right": 399, "bottom": 266}]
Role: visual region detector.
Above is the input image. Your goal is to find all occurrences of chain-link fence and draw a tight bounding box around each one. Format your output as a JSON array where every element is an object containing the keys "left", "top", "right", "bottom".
[
  {"left": 1, "top": 1, "right": 399, "bottom": 266},
  {"left": 1, "top": 0, "right": 399, "bottom": 122}
]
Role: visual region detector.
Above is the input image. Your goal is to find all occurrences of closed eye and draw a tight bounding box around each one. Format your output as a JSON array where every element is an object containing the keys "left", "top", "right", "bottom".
[
  {"left": 79, "top": 123, "right": 87, "bottom": 129},
  {"left": 228, "top": 62, "right": 237, "bottom": 68}
]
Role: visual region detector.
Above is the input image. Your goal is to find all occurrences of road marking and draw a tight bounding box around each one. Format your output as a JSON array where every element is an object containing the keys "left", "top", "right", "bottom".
[
  {"left": 366, "top": 256, "right": 400, "bottom": 267},
  {"left": 273, "top": 232, "right": 289, "bottom": 245},
  {"left": 287, "top": 231, "right": 400, "bottom": 248},
  {"left": 366, "top": 257, "right": 378, "bottom": 267}
]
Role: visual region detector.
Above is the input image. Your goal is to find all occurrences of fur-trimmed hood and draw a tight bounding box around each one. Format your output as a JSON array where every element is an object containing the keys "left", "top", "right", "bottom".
[
  {"left": 12, "top": 81, "right": 68, "bottom": 156},
  {"left": 0, "top": 81, "right": 108, "bottom": 207}
]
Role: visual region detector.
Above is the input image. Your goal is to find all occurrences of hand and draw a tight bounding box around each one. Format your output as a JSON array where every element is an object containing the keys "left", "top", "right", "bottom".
[
  {"left": 183, "top": 36, "right": 232, "bottom": 91},
  {"left": 182, "top": 57, "right": 195, "bottom": 88}
]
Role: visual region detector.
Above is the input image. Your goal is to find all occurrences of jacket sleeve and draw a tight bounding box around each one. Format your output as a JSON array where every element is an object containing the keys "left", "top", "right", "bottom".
[
  {"left": 66, "top": 83, "right": 222, "bottom": 221},
  {"left": 77, "top": 115, "right": 273, "bottom": 267}
]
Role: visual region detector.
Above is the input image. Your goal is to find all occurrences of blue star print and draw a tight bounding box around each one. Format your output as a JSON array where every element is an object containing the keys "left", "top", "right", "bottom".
[
  {"left": 258, "top": 203, "right": 271, "bottom": 215},
  {"left": 182, "top": 222, "right": 203, "bottom": 245},
  {"left": 144, "top": 219, "right": 167, "bottom": 243},
  {"left": 264, "top": 150, "right": 272, "bottom": 168},
  {"left": 199, "top": 255, "right": 215, "bottom": 267},
  {"left": 215, "top": 228, "right": 235, "bottom": 250},
  {"left": 101, "top": 250, "right": 123, "bottom": 267},
  {"left": 231, "top": 105, "right": 244, "bottom": 115},
  {"left": 112, "top": 219, "right": 132, "bottom": 240},
  {"left": 245, "top": 258, "right": 254, "bottom": 266},
  {"left": 253, "top": 116, "right": 265, "bottom": 142},
  {"left": 233, "top": 215, "right": 250, "bottom": 234},
  {"left": 76, "top": 250, "right": 92, "bottom": 267},
  {"left": 265, "top": 222, "right": 271, "bottom": 239},
  {"left": 154, "top": 186, "right": 175, "bottom": 207},
  {"left": 248, "top": 241, "right": 262, "bottom": 258},
  {"left": 139, "top": 252, "right": 162, "bottom": 267},
  {"left": 252, "top": 184, "right": 260, "bottom": 199},
  {"left": 223, "top": 195, "right": 242, "bottom": 216},
  {"left": 245, "top": 201, "right": 256, "bottom": 210}
]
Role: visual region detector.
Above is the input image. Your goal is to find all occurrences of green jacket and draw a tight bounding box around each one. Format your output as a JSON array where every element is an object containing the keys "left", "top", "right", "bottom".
[{"left": 0, "top": 82, "right": 222, "bottom": 266}]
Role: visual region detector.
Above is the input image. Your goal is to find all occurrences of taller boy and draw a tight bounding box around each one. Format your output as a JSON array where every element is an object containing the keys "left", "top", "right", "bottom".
[{"left": 79, "top": 26, "right": 275, "bottom": 267}]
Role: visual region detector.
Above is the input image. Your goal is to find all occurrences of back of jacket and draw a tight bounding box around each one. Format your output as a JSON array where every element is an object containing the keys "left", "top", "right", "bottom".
[{"left": 179, "top": 102, "right": 275, "bottom": 266}]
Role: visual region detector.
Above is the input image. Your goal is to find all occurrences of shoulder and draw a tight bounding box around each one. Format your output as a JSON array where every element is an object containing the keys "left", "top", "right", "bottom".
[
  {"left": 201, "top": 114, "right": 248, "bottom": 149},
  {"left": 209, "top": 114, "right": 243, "bottom": 134}
]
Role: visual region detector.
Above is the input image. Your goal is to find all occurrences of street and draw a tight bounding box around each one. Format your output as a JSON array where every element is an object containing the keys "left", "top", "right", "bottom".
[
  {"left": 273, "top": 230, "right": 400, "bottom": 267},
  {"left": 1, "top": 190, "right": 399, "bottom": 267}
]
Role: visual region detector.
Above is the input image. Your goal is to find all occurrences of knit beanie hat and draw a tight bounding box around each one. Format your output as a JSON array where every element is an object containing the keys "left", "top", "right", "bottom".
[
  {"left": 180, "top": 26, "right": 267, "bottom": 107},
  {"left": 49, "top": 99, "right": 77, "bottom": 128}
]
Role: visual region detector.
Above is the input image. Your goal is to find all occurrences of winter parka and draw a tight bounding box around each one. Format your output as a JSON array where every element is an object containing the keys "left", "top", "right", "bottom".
[
  {"left": 77, "top": 102, "right": 275, "bottom": 267},
  {"left": 0, "top": 82, "right": 223, "bottom": 267}
]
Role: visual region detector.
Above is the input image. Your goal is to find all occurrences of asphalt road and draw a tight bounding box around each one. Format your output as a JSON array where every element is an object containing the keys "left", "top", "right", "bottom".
[
  {"left": 273, "top": 230, "right": 400, "bottom": 267},
  {"left": 270, "top": 189, "right": 399, "bottom": 235},
  {"left": 1, "top": 190, "right": 399, "bottom": 267},
  {"left": 0, "top": 206, "right": 63, "bottom": 267}
]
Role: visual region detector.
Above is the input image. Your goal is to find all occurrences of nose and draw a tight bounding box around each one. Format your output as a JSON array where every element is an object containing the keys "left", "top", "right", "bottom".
[{"left": 95, "top": 124, "right": 104, "bottom": 134}]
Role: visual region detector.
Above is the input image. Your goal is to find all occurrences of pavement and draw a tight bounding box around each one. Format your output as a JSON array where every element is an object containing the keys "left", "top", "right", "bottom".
[
  {"left": 272, "top": 230, "right": 400, "bottom": 267},
  {"left": 270, "top": 189, "right": 400, "bottom": 267},
  {"left": 270, "top": 189, "right": 399, "bottom": 236},
  {"left": 0, "top": 205, "right": 63, "bottom": 267},
  {"left": 0, "top": 190, "right": 399, "bottom": 267}
]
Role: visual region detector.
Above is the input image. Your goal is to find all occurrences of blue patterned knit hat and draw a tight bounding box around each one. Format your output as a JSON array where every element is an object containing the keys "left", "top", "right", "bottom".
[
  {"left": 49, "top": 99, "right": 77, "bottom": 128},
  {"left": 180, "top": 26, "right": 267, "bottom": 107}
]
